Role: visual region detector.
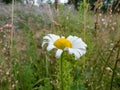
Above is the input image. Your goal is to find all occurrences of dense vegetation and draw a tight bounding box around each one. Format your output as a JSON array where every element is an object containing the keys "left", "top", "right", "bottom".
[
  {"left": 68, "top": 0, "right": 120, "bottom": 12},
  {"left": 0, "top": 0, "right": 120, "bottom": 90},
  {"left": 2, "top": 0, "right": 120, "bottom": 12}
]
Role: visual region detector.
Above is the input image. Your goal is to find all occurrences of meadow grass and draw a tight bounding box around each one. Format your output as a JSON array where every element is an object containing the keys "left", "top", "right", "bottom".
[{"left": 0, "top": 1, "right": 120, "bottom": 90}]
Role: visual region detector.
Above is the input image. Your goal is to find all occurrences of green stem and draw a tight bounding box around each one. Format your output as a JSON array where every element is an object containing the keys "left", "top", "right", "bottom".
[
  {"left": 10, "top": 0, "right": 14, "bottom": 90},
  {"left": 60, "top": 51, "right": 64, "bottom": 90},
  {"left": 83, "top": 0, "right": 87, "bottom": 67},
  {"left": 99, "top": 40, "right": 120, "bottom": 82},
  {"left": 45, "top": 54, "right": 49, "bottom": 77},
  {"left": 110, "top": 59, "right": 118, "bottom": 90},
  {"left": 110, "top": 48, "right": 120, "bottom": 90}
]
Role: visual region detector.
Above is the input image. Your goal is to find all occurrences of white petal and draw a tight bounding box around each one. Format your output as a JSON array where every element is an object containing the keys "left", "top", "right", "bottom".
[
  {"left": 42, "top": 34, "right": 60, "bottom": 47},
  {"left": 73, "top": 41, "right": 87, "bottom": 49},
  {"left": 67, "top": 48, "right": 80, "bottom": 60},
  {"left": 77, "top": 48, "right": 86, "bottom": 56},
  {"left": 47, "top": 34, "right": 60, "bottom": 42},
  {"left": 47, "top": 44, "right": 55, "bottom": 51},
  {"left": 66, "top": 48, "right": 86, "bottom": 60},
  {"left": 73, "top": 38, "right": 87, "bottom": 49},
  {"left": 43, "top": 36, "right": 52, "bottom": 43},
  {"left": 61, "top": 36, "right": 65, "bottom": 38},
  {"left": 55, "top": 49, "right": 63, "bottom": 58},
  {"left": 73, "top": 51, "right": 81, "bottom": 60},
  {"left": 64, "top": 48, "right": 73, "bottom": 54},
  {"left": 67, "top": 35, "right": 74, "bottom": 42},
  {"left": 67, "top": 35, "right": 87, "bottom": 49},
  {"left": 42, "top": 41, "right": 48, "bottom": 47}
]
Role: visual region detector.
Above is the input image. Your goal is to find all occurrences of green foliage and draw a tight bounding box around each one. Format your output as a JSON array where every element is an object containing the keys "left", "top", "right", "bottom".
[
  {"left": 0, "top": 2, "right": 120, "bottom": 90},
  {"left": 69, "top": 0, "right": 120, "bottom": 12},
  {"left": 14, "top": 64, "right": 34, "bottom": 90},
  {"left": 2, "top": 0, "right": 12, "bottom": 4},
  {"left": 57, "top": 52, "right": 74, "bottom": 90},
  {"left": 37, "top": 78, "right": 52, "bottom": 90},
  {"left": 2, "top": 0, "right": 22, "bottom": 4}
]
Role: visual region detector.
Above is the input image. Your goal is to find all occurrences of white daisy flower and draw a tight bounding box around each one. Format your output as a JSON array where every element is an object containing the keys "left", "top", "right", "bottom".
[{"left": 42, "top": 34, "right": 87, "bottom": 60}]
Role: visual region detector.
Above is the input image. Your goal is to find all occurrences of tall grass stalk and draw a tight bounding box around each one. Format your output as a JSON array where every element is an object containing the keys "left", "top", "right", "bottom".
[
  {"left": 60, "top": 51, "right": 64, "bottom": 90},
  {"left": 10, "top": 0, "right": 14, "bottom": 89},
  {"left": 110, "top": 40, "right": 120, "bottom": 90},
  {"left": 83, "top": 0, "right": 87, "bottom": 67},
  {"left": 45, "top": 54, "right": 49, "bottom": 77},
  {"left": 11, "top": 0, "right": 14, "bottom": 50}
]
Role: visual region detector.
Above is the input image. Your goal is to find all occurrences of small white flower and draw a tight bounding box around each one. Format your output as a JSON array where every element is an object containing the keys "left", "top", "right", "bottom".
[
  {"left": 106, "top": 67, "right": 112, "bottom": 72},
  {"left": 42, "top": 34, "right": 87, "bottom": 60},
  {"left": 117, "top": 73, "right": 120, "bottom": 76},
  {"left": 101, "top": 19, "right": 105, "bottom": 22}
]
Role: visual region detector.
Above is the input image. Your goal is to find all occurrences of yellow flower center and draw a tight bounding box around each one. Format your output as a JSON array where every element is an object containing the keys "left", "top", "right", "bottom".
[{"left": 54, "top": 38, "right": 72, "bottom": 50}]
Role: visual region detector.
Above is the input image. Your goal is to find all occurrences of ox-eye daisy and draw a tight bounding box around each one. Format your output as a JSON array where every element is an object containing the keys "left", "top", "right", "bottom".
[{"left": 42, "top": 34, "right": 87, "bottom": 60}]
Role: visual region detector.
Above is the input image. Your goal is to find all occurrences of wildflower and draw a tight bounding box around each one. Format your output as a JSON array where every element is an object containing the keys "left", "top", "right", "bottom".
[
  {"left": 106, "top": 67, "right": 112, "bottom": 72},
  {"left": 42, "top": 34, "right": 87, "bottom": 60}
]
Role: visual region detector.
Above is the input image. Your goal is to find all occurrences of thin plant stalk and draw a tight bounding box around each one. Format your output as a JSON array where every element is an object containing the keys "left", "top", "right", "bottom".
[
  {"left": 11, "top": 0, "right": 14, "bottom": 50},
  {"left": 55, "top": 0, "right": 58, "bottom": 10},
  {"left": 60, "top": 51, "right": 64, "bottom": 90},
  {"left": 110, "top": 59, "right": 118, "bottom": 90},
  {"left": 45, "top": 54, "right": 49, "bottom": 77},
  {"left": 9, "top": 0, "right": 14, "bottom": 90},
  {"left": 99, "top": 40, "right": 120, "bottom": 82},
  {"left": 83, "top": 0, "right": 87, "bottom": 31},
  {"left": 83, "top": 0, "right": 87, "bottom": 67},
  {"left": 110, "top": 47, "right": 120, "bottom": 90}
]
